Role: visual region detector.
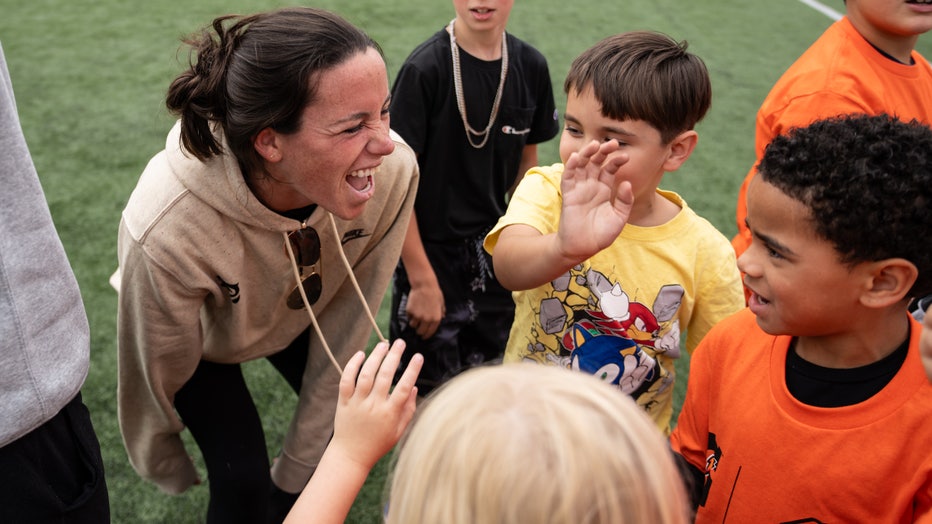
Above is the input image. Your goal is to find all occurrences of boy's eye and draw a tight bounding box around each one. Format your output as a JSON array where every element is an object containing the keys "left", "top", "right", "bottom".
[
  {"left": 765, "top": 245, "right": 783, "bottom": 260},
  {"left": 564, "top": 125, "right": 582, "bottom": 136}
]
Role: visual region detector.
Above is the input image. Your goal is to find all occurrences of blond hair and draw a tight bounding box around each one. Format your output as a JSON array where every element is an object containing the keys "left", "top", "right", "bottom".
[{"left": 385, "top": 364, "right": 690, "bottom": 524}]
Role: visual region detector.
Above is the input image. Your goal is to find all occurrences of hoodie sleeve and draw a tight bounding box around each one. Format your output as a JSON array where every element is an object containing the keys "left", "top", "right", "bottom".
[
  {"left": 116, "top": 216, "right": 204, "bottom": 494},
  {"left": 270, "top": 135, "right": 419, "bottom": 493}
]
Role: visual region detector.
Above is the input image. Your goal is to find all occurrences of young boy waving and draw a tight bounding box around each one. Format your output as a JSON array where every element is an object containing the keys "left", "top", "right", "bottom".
[{"left": 485, "top": 32, "right": 745, "bottom": 433}]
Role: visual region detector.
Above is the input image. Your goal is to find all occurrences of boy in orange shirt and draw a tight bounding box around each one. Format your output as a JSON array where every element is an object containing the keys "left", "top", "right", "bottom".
[
  {"left": 732, "top": 0, "right": 932, "bottom": 258},
  {"left": 672, "top": 113, "right": 932, "bottom": 522}
]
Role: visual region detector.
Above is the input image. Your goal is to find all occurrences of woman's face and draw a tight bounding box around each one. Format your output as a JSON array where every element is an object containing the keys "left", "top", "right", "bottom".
[{"left": 255, "top": 47, "right": 395, "bottom": 220}]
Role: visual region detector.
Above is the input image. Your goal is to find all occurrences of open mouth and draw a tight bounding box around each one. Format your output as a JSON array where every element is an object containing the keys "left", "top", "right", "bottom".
[
  {"left": 907, "top": 0, "right": 932, "bottom": 5},
  {"left": 348, "top": 167, "right": 376, "bottom": 192},
  {"left": 745, "top": 282, "right": 770, "bottom": 307},
  {"left": 747, "top": 288, "right": 771, "bottom": 307}
]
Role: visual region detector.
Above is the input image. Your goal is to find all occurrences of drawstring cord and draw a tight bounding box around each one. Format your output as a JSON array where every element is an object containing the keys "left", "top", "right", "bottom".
[
  {"left": 282, "top": 212, "right": 387, "bottom": 374},
  {"left": 326, "top": 212, "right": 387, "bottom": 345}
]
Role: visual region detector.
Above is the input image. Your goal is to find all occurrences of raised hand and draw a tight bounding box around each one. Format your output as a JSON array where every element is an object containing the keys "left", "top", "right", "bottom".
[
  {"left": 284, "top": 341, "right": 423, "bottom": 524},
  {"left": 557, "top": 139, "right": 634, "bottom": 261},
  {"left": 332, "top": 339, "right": 423, "bottom": 469}
]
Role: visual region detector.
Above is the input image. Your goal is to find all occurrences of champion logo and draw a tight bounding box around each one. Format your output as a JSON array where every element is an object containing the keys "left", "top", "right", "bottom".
[{"left": 501, "top": 125, "right": 530, "bottom": 135}]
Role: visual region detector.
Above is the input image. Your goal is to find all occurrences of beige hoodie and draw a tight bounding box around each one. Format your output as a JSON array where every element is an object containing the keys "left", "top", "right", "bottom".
[{"left": 116, "top": 122, "right": 417, "bottom": 494}]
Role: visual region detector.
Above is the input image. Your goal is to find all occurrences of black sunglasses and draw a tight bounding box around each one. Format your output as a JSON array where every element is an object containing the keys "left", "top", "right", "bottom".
[{"left": 285, "top": 227, "right": 322, "bottom": 309}]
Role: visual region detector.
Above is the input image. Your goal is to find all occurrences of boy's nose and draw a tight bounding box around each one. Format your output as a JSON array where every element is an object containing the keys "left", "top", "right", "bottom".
[{"left": 736, "top": 248, "right": 758, "bottom": 277}]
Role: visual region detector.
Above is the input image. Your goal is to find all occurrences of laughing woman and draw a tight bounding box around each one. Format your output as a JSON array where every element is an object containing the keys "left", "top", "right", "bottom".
[{"left": 114, "top": 7, "right": 417, "bottom": 523}]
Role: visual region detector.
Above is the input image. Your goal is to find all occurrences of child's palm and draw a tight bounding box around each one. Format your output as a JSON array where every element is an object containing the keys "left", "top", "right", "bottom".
[{"left": 559, "top": 140, "right": 633, "bottom": 258}]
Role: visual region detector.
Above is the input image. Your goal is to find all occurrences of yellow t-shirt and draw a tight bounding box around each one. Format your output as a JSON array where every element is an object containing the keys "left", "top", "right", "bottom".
[{"left": 485, "top": 163, "right": 744, "bottom": 432}]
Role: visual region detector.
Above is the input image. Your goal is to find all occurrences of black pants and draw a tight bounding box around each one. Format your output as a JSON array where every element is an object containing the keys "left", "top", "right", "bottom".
[
  {"left": 0, "top": 392, "right": 110, "bottom": 523},
  {"left": 174, "top": 329, "right": 309, "bottom": 524},
  {"left": 390, "top": 235, "right": 514, "bottom": 396}
]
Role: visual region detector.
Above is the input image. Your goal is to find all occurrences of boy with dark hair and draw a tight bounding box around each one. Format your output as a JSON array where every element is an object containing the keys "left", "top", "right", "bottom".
[
  {"left": 672, "top": 113, "right": 932, "bottom": 521},
  {"left": 485, "top": 31, "right": 744, "bottom": 433}
]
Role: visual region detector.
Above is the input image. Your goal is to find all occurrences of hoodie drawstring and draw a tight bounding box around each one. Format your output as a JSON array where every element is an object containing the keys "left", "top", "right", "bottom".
[{"left": 282, "top": 211, "right": 387, "bottom": 374}]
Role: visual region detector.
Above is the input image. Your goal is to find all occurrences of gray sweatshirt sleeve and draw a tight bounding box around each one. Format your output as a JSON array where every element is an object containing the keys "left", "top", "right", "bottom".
[{"left": 0, "top": 42, "right": 89, "bottom": 447}]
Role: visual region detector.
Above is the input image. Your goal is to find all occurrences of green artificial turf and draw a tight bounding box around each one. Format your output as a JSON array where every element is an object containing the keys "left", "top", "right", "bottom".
[{"left": 2, "top": 0, "right": 929, "bottom": 521}]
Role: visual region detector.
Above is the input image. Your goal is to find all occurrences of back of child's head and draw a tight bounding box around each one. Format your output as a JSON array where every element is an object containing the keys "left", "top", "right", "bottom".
[
  {"left": 563, "top": 31, "right": 711, "bottom": 144},
  {"left": 757, "top": 113, "right": 932, "bottom": 297},
  {"left": 385, "top": 364, "right": 690, "bottom": 524}
]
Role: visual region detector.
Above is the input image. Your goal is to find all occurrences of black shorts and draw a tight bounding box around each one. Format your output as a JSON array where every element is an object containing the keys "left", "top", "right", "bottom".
[{"left": 390, "top": 234, "right": 514, "bottom": 396}]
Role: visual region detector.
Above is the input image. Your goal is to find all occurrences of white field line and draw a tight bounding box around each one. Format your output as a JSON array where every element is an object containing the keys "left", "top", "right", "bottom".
[{"left": 796, "top": 0, "right": 843, "bottom": 20}]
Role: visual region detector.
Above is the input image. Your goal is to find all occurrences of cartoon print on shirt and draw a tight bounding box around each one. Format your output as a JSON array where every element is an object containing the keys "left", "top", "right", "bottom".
[
  {"left": 567, "top": 321, "right": 658, "bottom": 396},
  {"left": 524, "top": 264, "right": 684, "bottom": 406}
]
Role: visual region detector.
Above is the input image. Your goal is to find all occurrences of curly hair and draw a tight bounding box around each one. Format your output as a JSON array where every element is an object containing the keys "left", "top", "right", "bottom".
[
  {"left": 563, "top": 31, "right": 711, "bottom": 144},
  {"left": 758, "top": 113, "right": 932, "bottom": 297}
]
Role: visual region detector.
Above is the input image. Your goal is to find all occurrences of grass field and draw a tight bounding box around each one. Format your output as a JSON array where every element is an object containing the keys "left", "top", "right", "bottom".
[{"left": 2, "top": 0, "right": 930, "bottom": 522}]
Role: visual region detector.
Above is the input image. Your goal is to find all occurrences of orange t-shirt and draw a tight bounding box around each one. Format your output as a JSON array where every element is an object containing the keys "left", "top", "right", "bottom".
[
  {"left": 671, "top": 309, "right": 932, "bottom": 523},
  {"left": 733, "top": 16, "right": 932, "bottom": 256}
]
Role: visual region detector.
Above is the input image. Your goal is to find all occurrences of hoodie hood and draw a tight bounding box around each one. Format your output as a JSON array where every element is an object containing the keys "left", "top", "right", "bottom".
[{"left": 165, "top": 121, "right": 305, "bottom": 233}]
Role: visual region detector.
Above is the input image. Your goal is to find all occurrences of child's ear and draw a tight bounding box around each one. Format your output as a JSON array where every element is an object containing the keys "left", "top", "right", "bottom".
[
  {"left": 253, "top": 127, "right": 283, "bottom": 163},
  {"left": 662, "top": 130, "right": 698, "bottom": 172},
  {"left": 859, "top": 258, "right": 919, "bottom": 308}
]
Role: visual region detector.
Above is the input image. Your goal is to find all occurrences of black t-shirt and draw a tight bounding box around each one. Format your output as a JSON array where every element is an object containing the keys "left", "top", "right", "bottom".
[
  {"left": 785, "top": 329, "right": 910, "bottom": 407},
  {"left": 390, "top": 29, "right": 560, "bottom": 243}
]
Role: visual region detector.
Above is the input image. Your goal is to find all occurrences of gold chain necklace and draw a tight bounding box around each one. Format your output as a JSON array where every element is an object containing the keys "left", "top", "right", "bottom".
[{"left": 448, "top": 19, "right": 508, "bottom": 149}]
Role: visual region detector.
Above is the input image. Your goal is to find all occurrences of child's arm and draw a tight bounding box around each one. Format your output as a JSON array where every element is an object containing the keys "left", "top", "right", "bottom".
[
  {"left": 283, "top": 340, "right": 423, "bottom": 524},
  {"left": 493, "top": 139, "right": 633, "bottom": 290},
  {"left": 398, "top": 215, "right": 445, "bottom": 339},
  {"left": 672, "top": 450, "right": 705, "bottom": 511}
]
